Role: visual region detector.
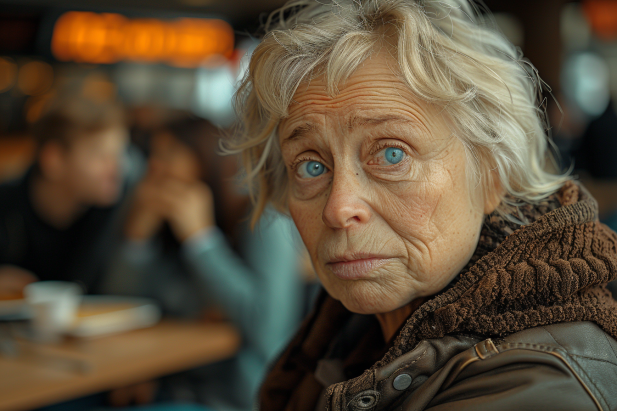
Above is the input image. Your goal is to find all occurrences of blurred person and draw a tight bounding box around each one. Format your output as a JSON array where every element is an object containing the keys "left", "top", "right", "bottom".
[
  {"left": 0, "top": 95, "right": 129, "bottom": 295},
  {"left": 102, "top": 117, "right": 303, "bottom": 411}
]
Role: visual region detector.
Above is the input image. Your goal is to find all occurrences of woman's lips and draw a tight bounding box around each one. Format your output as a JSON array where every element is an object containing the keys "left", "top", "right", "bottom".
[{"left": 327, "top": 257, "right": 394, "bottom": 280}]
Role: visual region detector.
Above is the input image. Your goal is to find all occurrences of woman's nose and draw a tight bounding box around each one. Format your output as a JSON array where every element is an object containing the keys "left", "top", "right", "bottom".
[{"left": 322, "top": 170, "right": 371, "bottom": 229}]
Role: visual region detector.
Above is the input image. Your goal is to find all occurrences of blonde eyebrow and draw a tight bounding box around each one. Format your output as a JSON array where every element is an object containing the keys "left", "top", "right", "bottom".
[
  {"left": 281, "top": 115, "right": 415, "bottom": 145},
  {"left": 282, "top": 122, "right": 319, "bottom": 144},
  {"left": 347, "top": 114, "right": 416, "bottom": 130}
]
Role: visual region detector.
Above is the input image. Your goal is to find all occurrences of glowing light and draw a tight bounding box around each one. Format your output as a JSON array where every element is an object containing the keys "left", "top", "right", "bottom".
[
  {"left": 584, "top": 0, "right": 617, "bottom": 40},
  {"left": 51, "top": 12, "right": 234, "bottom": 67},
  {"left": 562, "top": 52, "right": 610, "bottom": 117},
  {"left": 17, "top": 61, "right": 54, "bottom": 96},
  {"left": 0, "top": 57, "right": 17, "bottom": 92}
]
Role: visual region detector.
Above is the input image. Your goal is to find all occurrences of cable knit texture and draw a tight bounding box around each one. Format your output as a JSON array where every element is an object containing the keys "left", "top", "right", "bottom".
[{"left": 259, "top": 182, "right": 617, "bottom": 411}]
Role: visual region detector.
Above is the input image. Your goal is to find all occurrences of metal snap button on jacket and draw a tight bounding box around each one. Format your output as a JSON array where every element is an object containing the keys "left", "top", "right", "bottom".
[
  {"left": 349, "top": 390, "right": 380, "bottom": 410},
  {"left": 393, "top": 373, "right": 412, "bottom": 391}
]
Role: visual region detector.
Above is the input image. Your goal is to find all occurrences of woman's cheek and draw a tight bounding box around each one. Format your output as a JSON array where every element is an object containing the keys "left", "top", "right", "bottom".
[
  {"left": 289, "top": 197, "right": 322, "bottom": 249},
  {"left": 290, "top": 174, "right": 331, "bottom": 201}
]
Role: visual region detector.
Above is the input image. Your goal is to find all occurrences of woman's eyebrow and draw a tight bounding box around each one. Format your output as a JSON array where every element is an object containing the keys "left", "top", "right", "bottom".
[
  {"left": 282, "top": 115, "right": 418, "bottom": 145},
  {"left": 348, "top": 114, "right": 416, "bottom": 130},
  {"left": 282, "top": 122, "right": 319, "bottom": 145}
]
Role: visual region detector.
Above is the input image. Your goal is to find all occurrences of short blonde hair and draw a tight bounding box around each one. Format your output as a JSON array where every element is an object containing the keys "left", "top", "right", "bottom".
[{"left": 227, "top": 0, "right": 570, "bottom": 223}]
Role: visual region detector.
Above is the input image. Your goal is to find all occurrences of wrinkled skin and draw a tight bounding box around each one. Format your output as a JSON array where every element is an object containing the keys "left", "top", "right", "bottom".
[{"left": 279, "top": 53, "right": 498, "bottom": 315}]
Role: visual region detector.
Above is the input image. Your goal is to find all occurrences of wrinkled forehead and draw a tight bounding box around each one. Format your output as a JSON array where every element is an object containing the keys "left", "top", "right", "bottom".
[{"left": 278, "top": 53, "right": 446, "bottom": 144}]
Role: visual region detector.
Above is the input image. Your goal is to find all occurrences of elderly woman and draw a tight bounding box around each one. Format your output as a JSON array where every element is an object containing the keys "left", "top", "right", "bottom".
[{"left": 229, "top": 0, "right": 617, "bottom": 410}]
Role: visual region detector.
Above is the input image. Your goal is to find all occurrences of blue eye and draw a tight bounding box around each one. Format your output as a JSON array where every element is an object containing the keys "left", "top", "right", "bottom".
[
  {"left": 298, "top": 161, "right": 327, "bottom": 178},
  {"left": 383, "top": 147, "right": 405, "bottom": 164}
]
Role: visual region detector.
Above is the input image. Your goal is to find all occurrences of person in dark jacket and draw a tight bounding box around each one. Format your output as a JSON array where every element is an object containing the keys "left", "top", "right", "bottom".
[
  {"left": 226, "top": 1, "right": 617, "bottom": 410},
  {"left": 102, "top": 117, "right": 303, "bottom": 411},
  {"left": 0, "top": 95, "right": 128, "bottom": 296}
]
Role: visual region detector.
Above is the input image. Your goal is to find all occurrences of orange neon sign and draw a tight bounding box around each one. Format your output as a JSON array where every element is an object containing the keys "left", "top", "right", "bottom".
[
  {"left": 51, "top": 12, "right": 235, "bottom": 67},
  {"left": 584, "top": 0, "right": 617, "bottom": 40}
]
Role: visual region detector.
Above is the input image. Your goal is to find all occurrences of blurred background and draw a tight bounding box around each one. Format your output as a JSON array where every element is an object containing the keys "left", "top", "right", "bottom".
[
  {"left": 0, "top": 1, "right": 617, "bottom": 410},
  {"left": 0, "top": 0, "right": 279, "bottom": 182},
  {"left": 0, "top": 0, "right": 616, "bottom": 224}
]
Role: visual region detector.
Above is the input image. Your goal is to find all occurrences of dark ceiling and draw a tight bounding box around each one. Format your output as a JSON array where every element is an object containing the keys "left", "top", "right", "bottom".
[
  {"left": 0, "top": 0, "right": 288, "bottom": 31},
  {"left": 0, "top": 0, "right": 574, "bottom": 32}
]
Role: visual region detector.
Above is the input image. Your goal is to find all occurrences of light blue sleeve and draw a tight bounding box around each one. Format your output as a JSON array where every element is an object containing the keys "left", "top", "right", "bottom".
[{"left": 182, "top": 211, "right": 303, "bottom": 360}]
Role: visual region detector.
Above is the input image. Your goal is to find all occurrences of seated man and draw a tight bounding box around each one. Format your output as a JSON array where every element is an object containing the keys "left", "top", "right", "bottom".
[
  {"left": 0, "top": 95, "right": 129, "bottom": 296},
  {"left": 102, "top": 117, "right": 304, "bottom": 410}
]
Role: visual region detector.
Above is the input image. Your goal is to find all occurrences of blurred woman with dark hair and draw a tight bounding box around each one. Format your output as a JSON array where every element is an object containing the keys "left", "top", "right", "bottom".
[{"left": 103, "top": 116, "right": 303, "bottom": 411}]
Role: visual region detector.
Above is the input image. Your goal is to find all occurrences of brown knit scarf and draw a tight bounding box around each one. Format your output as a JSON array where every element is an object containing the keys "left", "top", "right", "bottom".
[{"left": 325, "top": 181, "right": 617, "bottom": 408}]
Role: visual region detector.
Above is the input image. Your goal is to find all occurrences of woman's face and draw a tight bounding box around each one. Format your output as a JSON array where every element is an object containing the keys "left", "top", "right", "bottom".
[
  {"left": 279, "top": 52, "right": 497, "bottom": 314},
  {"left": 148, "top": 131, "right": 201, "bottom": 183}
]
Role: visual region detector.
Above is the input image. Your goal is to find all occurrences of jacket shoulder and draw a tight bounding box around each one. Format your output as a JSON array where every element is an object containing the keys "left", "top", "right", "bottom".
[
  {"left": 346, "top": 322, "right": 617, "bottom": 411},
  {"left": 495, "top": 322, "right": 617, "bottom": 410},
  {"left": 419, "top": 322, "right": 617, "bottom": 411},
  {"left": 502, "top": 321, "right": 617, "bottom": 364}
]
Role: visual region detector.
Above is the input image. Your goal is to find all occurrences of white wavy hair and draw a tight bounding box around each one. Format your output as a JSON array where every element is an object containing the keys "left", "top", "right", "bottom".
[{"left": 227, "top": 0, "right": 570, "bottom": 223}]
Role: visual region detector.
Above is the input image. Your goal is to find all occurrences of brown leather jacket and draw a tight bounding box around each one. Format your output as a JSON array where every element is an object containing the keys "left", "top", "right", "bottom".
[{"left": 259, "top": 183, "right": 617, "bottom": 411}]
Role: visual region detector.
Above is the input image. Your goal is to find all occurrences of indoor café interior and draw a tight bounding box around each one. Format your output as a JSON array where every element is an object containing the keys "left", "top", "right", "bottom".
[{"left": 0, "top": 0, "right": 617, "bottom": 410}]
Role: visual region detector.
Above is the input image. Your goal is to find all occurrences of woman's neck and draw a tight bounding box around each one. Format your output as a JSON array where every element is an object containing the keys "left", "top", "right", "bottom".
[{"left": 376, "top": 298, "right": 426, "bottom": 342}]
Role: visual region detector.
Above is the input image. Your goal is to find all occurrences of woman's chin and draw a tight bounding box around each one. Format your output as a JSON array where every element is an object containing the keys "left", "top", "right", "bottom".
[{"left": 332, "top": 282, "right": 413, "bottom": 315}]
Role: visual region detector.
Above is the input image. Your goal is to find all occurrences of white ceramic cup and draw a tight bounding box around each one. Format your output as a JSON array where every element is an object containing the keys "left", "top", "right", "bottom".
[{"left": 24, "top": 281, "right": 83, "bottom": 343}]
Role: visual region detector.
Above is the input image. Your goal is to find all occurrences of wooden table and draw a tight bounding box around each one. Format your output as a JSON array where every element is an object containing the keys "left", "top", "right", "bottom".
[{"left": 0, "top": 320, "right": 240, "bottom": 411}]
